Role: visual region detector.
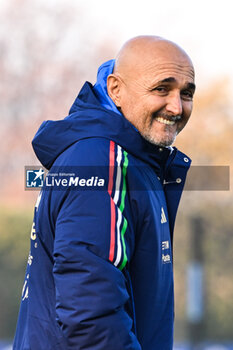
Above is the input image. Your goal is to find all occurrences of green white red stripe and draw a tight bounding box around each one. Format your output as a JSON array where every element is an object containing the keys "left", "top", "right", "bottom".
[
  {"left": 108, "top": 141, "right": 116, "bottom": 262},
  {"left": 108, "top": 141, "right": 129, "bottom": 271}
]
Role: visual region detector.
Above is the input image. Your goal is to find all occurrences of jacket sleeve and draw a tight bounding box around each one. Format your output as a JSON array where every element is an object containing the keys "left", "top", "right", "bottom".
[{"left": 53, "top": 140, "right": 141, "bottom": 350}]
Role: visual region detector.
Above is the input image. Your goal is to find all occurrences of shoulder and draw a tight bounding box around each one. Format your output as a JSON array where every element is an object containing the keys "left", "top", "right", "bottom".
[
  {"left": 54, "top": 137, "right": 116, "bottom": 167},
  {"left": 50, "top": 138, "right": 130, "bottom": 185}
]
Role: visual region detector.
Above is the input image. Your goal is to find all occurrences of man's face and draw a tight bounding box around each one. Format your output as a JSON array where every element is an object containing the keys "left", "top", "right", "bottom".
[{"left": 116, "top": 57, "right": 195, "bottom": 147}]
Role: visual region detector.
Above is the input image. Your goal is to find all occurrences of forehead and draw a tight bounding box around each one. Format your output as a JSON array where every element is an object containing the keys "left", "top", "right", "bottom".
[{"left": 140, "top": 60, "right": 195, "bottom": 86}]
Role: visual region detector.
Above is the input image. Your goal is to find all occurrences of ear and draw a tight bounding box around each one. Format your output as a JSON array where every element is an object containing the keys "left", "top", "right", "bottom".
[{"left": 107, "top": 74, "right": 122, "bottom": 107}]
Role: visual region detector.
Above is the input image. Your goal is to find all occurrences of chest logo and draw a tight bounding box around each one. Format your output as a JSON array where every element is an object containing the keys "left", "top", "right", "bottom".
[
  {"left": 162, "top": 240, "right": 169, "bottom": 250},
  {"left": 161, "top": 207, "right": 167, "bottom": 224},
  {"left": 162, "top": 254, "right": 171, "bottom": 263},
  {"left": 162, "top": 240, "right": 171, "bottom": 264}
]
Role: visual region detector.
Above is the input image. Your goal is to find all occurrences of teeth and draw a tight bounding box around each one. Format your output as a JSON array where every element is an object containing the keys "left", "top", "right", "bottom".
[{"left": 156, "top": 117, "right": 175, "bottom": 125}]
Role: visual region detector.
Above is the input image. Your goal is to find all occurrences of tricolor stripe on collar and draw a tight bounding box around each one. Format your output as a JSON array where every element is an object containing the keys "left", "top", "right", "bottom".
[{"left": 108, "top": 140, "right": 128, "bottom": 271}]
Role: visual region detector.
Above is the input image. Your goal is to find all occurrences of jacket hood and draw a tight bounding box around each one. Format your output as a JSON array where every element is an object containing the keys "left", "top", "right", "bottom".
[
  {"left": 92, "top": 59, "right": 121, "bottom": 116},
  {"left": 32, "top": 60, "right": 174, "bottom": 170}
]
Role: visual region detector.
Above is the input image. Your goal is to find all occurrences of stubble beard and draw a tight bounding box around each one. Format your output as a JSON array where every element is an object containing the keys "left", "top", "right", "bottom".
[
  {"left": 140, "top": 111, "right": 181, "bottom": 147},
  {"left": 141, "top": 126, "right": 178, "bottom": 147}
]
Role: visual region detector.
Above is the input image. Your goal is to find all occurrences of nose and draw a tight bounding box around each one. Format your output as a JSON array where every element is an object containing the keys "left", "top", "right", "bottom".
[{"left": 165, "top": 92, "right": 183, "bottom": 116}]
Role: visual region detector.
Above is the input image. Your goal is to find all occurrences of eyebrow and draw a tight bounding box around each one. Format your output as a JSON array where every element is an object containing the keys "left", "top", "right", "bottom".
[{"left": 157, "top": 77, "right": 196, "bottom": 91}]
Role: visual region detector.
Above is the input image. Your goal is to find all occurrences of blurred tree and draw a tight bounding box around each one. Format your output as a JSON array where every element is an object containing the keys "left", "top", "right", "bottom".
[
  {"left": 0, "top": 207, "right": 32, "bottom": 339},
  {"left": 174, "top": 204, "right": 233, "bottom": 342},
  {"left": 176, "top": 78, "right": 233, "bottom": 166},
  {"left": 0, "top": 0, "right": 116, "bottom": 205}
]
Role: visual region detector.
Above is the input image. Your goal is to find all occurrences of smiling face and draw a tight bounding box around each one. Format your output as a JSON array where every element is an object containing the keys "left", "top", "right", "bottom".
[{"left": 107, "top": 36, "right": 195, "bottom": 147}]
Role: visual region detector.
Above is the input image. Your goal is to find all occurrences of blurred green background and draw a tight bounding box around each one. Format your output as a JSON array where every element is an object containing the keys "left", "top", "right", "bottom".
[{"left": 0, "top": 0, "right": 232, "bottom": 346}]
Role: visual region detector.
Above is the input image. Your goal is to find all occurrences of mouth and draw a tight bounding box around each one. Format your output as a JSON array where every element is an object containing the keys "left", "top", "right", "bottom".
[
  {"left": 155, "top": 117, "right": 175, "bottom": 125},
  {"left": 154, "top": 115, "right": 181, "bottom": 126}
]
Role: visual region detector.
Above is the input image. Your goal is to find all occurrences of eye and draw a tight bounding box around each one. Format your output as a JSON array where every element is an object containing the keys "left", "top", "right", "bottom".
[
  {"left": 152, "top": 86, "right": 169, "bottom": 94},
  {"left": 181, "top": 90, "right": 194, "bottom": 100}
]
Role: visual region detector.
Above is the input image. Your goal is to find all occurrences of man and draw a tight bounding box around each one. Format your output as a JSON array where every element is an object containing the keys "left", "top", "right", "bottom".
[{"left": 14, "top": 36, "right": 195, "bottom": 349}]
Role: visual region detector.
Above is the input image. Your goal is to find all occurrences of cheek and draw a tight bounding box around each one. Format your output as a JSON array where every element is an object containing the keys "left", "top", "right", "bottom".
[
  {"left": 121, "top": 95, "right": 145, "bottom": 121},
  {"left": 120, "top": 91, "right": 137, "bottom": 113},
  {"left": 182, "top": 103, "right": 193, "bottom": 122},
  {"left": 178, "top": 108, "right": 192, "bottom": 131},
  {"left": 183, "top": 102, "right": 193, "bottom": 116}
]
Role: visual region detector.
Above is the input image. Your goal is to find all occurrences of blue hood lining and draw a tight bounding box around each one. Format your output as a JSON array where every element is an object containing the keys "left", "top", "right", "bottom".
[{"left": 93, "top": 59, "right": 122, "bottom": 116}]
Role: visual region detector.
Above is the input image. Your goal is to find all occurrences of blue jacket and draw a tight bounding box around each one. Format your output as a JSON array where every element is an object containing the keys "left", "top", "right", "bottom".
[{"left": 13, "top": 74, "right": 191, "bottom": 349}]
